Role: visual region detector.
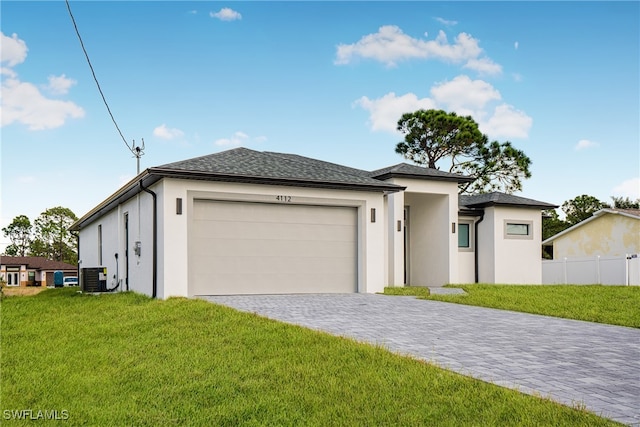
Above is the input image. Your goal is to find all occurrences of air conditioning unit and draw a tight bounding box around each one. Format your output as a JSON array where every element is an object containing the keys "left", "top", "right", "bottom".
[{"left": 81, "top": 267, "right": 107, "bottom": 293}]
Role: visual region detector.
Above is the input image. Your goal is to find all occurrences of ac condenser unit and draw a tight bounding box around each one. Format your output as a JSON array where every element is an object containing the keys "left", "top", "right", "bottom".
[{"left": 81, "top": 267, "right": 107, "bottom": 293}]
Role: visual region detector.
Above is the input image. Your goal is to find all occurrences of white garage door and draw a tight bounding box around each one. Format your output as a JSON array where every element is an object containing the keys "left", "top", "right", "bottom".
[{"left": 189, "top": 200, "right": 358, "bottom": 295}]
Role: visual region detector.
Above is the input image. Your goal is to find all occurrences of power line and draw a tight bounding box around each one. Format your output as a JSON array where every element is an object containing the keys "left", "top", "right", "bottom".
[{"left": 65, "top": 0, "right": 133, "bottom": 153}]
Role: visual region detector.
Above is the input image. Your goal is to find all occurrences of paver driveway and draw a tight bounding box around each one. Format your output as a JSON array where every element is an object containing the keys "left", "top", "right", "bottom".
[{"left": 202, "top": 293, "right": 640, "bottom": 426}]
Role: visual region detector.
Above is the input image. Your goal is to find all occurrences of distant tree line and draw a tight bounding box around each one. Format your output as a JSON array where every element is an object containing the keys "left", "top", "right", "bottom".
[{"left": 2, "top": 207, "right": 78, "bottom": 265}]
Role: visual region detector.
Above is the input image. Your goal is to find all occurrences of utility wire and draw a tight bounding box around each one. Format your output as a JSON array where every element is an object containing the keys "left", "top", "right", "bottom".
[{"left": 65, "top": 0, "right": 133, "bottom": 153}]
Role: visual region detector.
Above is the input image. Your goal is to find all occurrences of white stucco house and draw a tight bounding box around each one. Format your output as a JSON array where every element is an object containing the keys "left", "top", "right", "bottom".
[{"left": 71, "top": 148, "right": 556, "bottom": 298}]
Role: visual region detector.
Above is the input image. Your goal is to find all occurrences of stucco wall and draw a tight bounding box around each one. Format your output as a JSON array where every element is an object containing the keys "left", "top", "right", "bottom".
[
  {"left": 477, "top": 208, "right": 496, "bottom": 283},
  {"left": 77, "top": 186, "right": 155, "bottom": 296},
  {"left": 456, "top": 215, "right": 477, "bottom": 284},
  {"left": 553, "top": 214, "right": 640, "bottom": 258},
  {"left": 178, "top": 179, "right": 387, "bottom": 297},
  {"left": 80, "top": 178, "right": 390, "bottom": 298},
  {"left": 385, "top": 191, "right": 405, "bottom": 286},
  {"left": 481, "top": 206, "right": 543, "bottom": 284},
  {"left": 388, "top": 178, "right": 459, "bottom": 287}
]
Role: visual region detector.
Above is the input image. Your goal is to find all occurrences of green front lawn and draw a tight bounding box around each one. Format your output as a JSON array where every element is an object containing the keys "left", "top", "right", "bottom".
[
  {"left": 1, "top": 289, "right": 620, "bottom": 426},
  {"left": 385, "top": 285, "right": 640, "bottom": 328}
]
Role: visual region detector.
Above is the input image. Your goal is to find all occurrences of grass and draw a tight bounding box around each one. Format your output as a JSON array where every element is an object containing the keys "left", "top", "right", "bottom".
[
  {"left": 0, "top": 289, "right": 621, "bottom": 426},
  {"left": 384, "top": 285, "right": 640, "bottom": 328}
]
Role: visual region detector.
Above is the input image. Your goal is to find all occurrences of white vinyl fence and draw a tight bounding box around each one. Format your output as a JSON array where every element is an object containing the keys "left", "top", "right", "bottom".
[{"left": 542, "top": 254, "right": 640, "bottom": 285}]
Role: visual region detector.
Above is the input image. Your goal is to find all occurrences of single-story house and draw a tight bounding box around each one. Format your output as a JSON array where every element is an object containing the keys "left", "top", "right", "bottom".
[
  {"left": 542, "top": 208, "right": 640, "bottom": 259},
  {"left": 71, "top": 148, "right": 556, "bottom": 298},
  {"left": 0, "top": 256, "right": 77, "bottom": 287}
]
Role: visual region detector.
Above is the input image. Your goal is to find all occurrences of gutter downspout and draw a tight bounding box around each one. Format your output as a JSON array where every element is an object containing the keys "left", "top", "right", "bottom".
[
  {"left": 474, "top": 212, "right": 485, "bottom": 283},
  {"left": 140, "top": 181, "right": 157, "bottom": 299},
  {"left": 73, "top": 231, "right": 80, "bottom": 288}
]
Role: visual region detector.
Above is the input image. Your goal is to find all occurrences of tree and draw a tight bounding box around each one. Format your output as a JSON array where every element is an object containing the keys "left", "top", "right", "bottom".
[
  {"left": 561, "top": 195, "right": 609, "bottom": 226},
  {"left": 31, "top": 207, "right": 78, "bottom": 264},
  {"left": 2, "top": 215, "right": 32, "bottom": 256},
  {"left": 542, "top": 209, "right": 569, "bottom": 241},
  {"left": 611, "top": 196, "right": 640, "bottom": 209},
  {"left": 395, "top": 109, "right": 532, "bottom": 194}
]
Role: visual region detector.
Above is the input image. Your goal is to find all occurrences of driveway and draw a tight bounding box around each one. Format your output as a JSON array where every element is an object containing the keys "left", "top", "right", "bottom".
[{"left": 201, "top": 293, "right": 640, "bottom": 426}]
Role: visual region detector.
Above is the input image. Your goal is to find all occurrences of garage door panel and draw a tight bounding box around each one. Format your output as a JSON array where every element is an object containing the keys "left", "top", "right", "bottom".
[
  {"left": 192, "top": 237, "right": 356, "bottom": 258},
  {"left": 194, "top": 201, "right": 355, "bottom": 225},
  {"left": 207, "top": 272, "right": 356, "bottom": 294},
  {"left": 195, "top": 222, "right": 356, "bottom": 242},
  {"left": 205, "top": 257, "right": 355, "bottom": 276},
  {"left": 190, "top": 200, "right": 358, "bottom": 295}
]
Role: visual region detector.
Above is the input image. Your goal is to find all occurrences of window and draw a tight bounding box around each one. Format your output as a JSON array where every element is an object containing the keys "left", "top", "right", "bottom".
[
  {"left": 458, "top": 223, "right": 470, "bottom": 248},
  {"left": 504, "top": 220, "right": 533, "bottom": 240},
  {"left": 458, "top": 221, "right": 473, "bottom": 251}
]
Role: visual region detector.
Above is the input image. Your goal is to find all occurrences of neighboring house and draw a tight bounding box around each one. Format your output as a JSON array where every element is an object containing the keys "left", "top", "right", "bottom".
[
  {"left": 0, "top": 256, "right": 77, "bottom": 287},
  {"left": 71, "top": 148, "right": 556, "bottom": 298},
  {"left": 542, "top": 208, "right": 640, "bottom": 259},
  {"left": 541, "top": 209, "right": 640, "bottom": 285}
]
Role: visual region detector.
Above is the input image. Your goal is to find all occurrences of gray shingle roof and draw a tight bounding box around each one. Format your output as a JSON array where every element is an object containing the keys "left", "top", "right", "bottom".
[
  {"left": 369, "top": 163, "right": 473, "bottom": 183},
  {"left": 153, "top": 148, "right": 403, "bottom": 192},
  {"left": 459, "top": 192, "right": 558, "bottom": 209}
]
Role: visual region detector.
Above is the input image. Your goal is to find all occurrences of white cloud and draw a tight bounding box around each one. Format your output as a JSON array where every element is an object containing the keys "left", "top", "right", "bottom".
[
  {"left": 574, "top": 139, "right": 599, "bottom": 150},
  {"left": 431, "top": 75, "right": 501, "bottom": 111},
  {"left": 480, "top": 104, "right": 532, "bottom": 139},
  {"left": 1, "top": 32, "right": 84, "bottom": 130},
  {"left": 435, "top": 17, "right": 458, "bottom": 27},
  {"left": 355, "top": 76, "right": 532, "bottom": 139},
  {"left": 1, "top": 32, "right": 28, "bottom": 67},
  {"left": 354, "top": 93, "right": 436, "bottom": 132},
  {"left": 153, "top": 124, "right": 184, "bottom": 140},
  {"left": 514, "top": 41, "right": 519, "bottom": 50},
  {"left": 463, "top": 57, "right": 502, "bottom": 75},
  {"left": 1, "top": 77, "right": 85, "bottom": 130},
  {"left": 612, "top": 177, "right": 640, "bottom": 199},
  {"left": 335, "top": 26, "right": 499, "bottom": 74},
  {"left": 215, "top": 131, "right": 265, "bottom": 146},
  {"left": 210, "top": 8, "right": 242, "bottom": 21},
  {"left": 45, "top": 74, "right": 76, "bottom": 95}
]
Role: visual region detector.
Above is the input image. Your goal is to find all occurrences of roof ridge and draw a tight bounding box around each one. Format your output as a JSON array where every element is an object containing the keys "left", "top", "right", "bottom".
[
  {"left": 265, "top": 151, "right": 370, "bottom": 177},
  {"left": 157, "top": 147, "right": 253, "bottom": 169}
]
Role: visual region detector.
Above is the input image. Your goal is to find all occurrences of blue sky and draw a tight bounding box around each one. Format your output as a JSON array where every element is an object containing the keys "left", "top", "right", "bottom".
[{"left": 1, "top": 1, "right": 639, "bottom": 251}]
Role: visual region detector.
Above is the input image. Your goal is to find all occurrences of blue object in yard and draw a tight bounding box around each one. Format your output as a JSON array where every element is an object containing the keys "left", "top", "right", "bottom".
[{"left": 54, "top": 271, "right": 64, "bottom": 287}]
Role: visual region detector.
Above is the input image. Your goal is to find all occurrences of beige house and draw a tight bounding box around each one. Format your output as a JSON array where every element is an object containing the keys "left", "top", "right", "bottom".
[
  {"left": 0, "top": 256, "right": 77, "bottom": 287},
  {"left": 543, "top": 208, "right": 640, "bottom": 259}
]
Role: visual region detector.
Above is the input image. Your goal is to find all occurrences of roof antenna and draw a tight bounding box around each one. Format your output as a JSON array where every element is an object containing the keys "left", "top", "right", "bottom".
[{"left": 132, "top": 138, "right": 145, "bottom": 175}]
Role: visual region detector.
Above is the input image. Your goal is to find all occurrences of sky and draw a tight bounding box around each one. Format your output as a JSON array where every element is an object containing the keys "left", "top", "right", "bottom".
[{"left": 1, "top": 1, "right": 639, "bottom": 251}]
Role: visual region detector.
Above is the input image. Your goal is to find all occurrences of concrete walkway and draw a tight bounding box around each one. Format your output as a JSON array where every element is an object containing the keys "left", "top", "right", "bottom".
[{"left": 201, "top": 294, "right": 640, "bottom": 426}]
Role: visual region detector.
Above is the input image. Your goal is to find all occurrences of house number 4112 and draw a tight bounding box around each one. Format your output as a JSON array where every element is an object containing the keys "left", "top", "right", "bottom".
[{"left": 276, "top": 195, "right": 292, "bottom": 202}]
